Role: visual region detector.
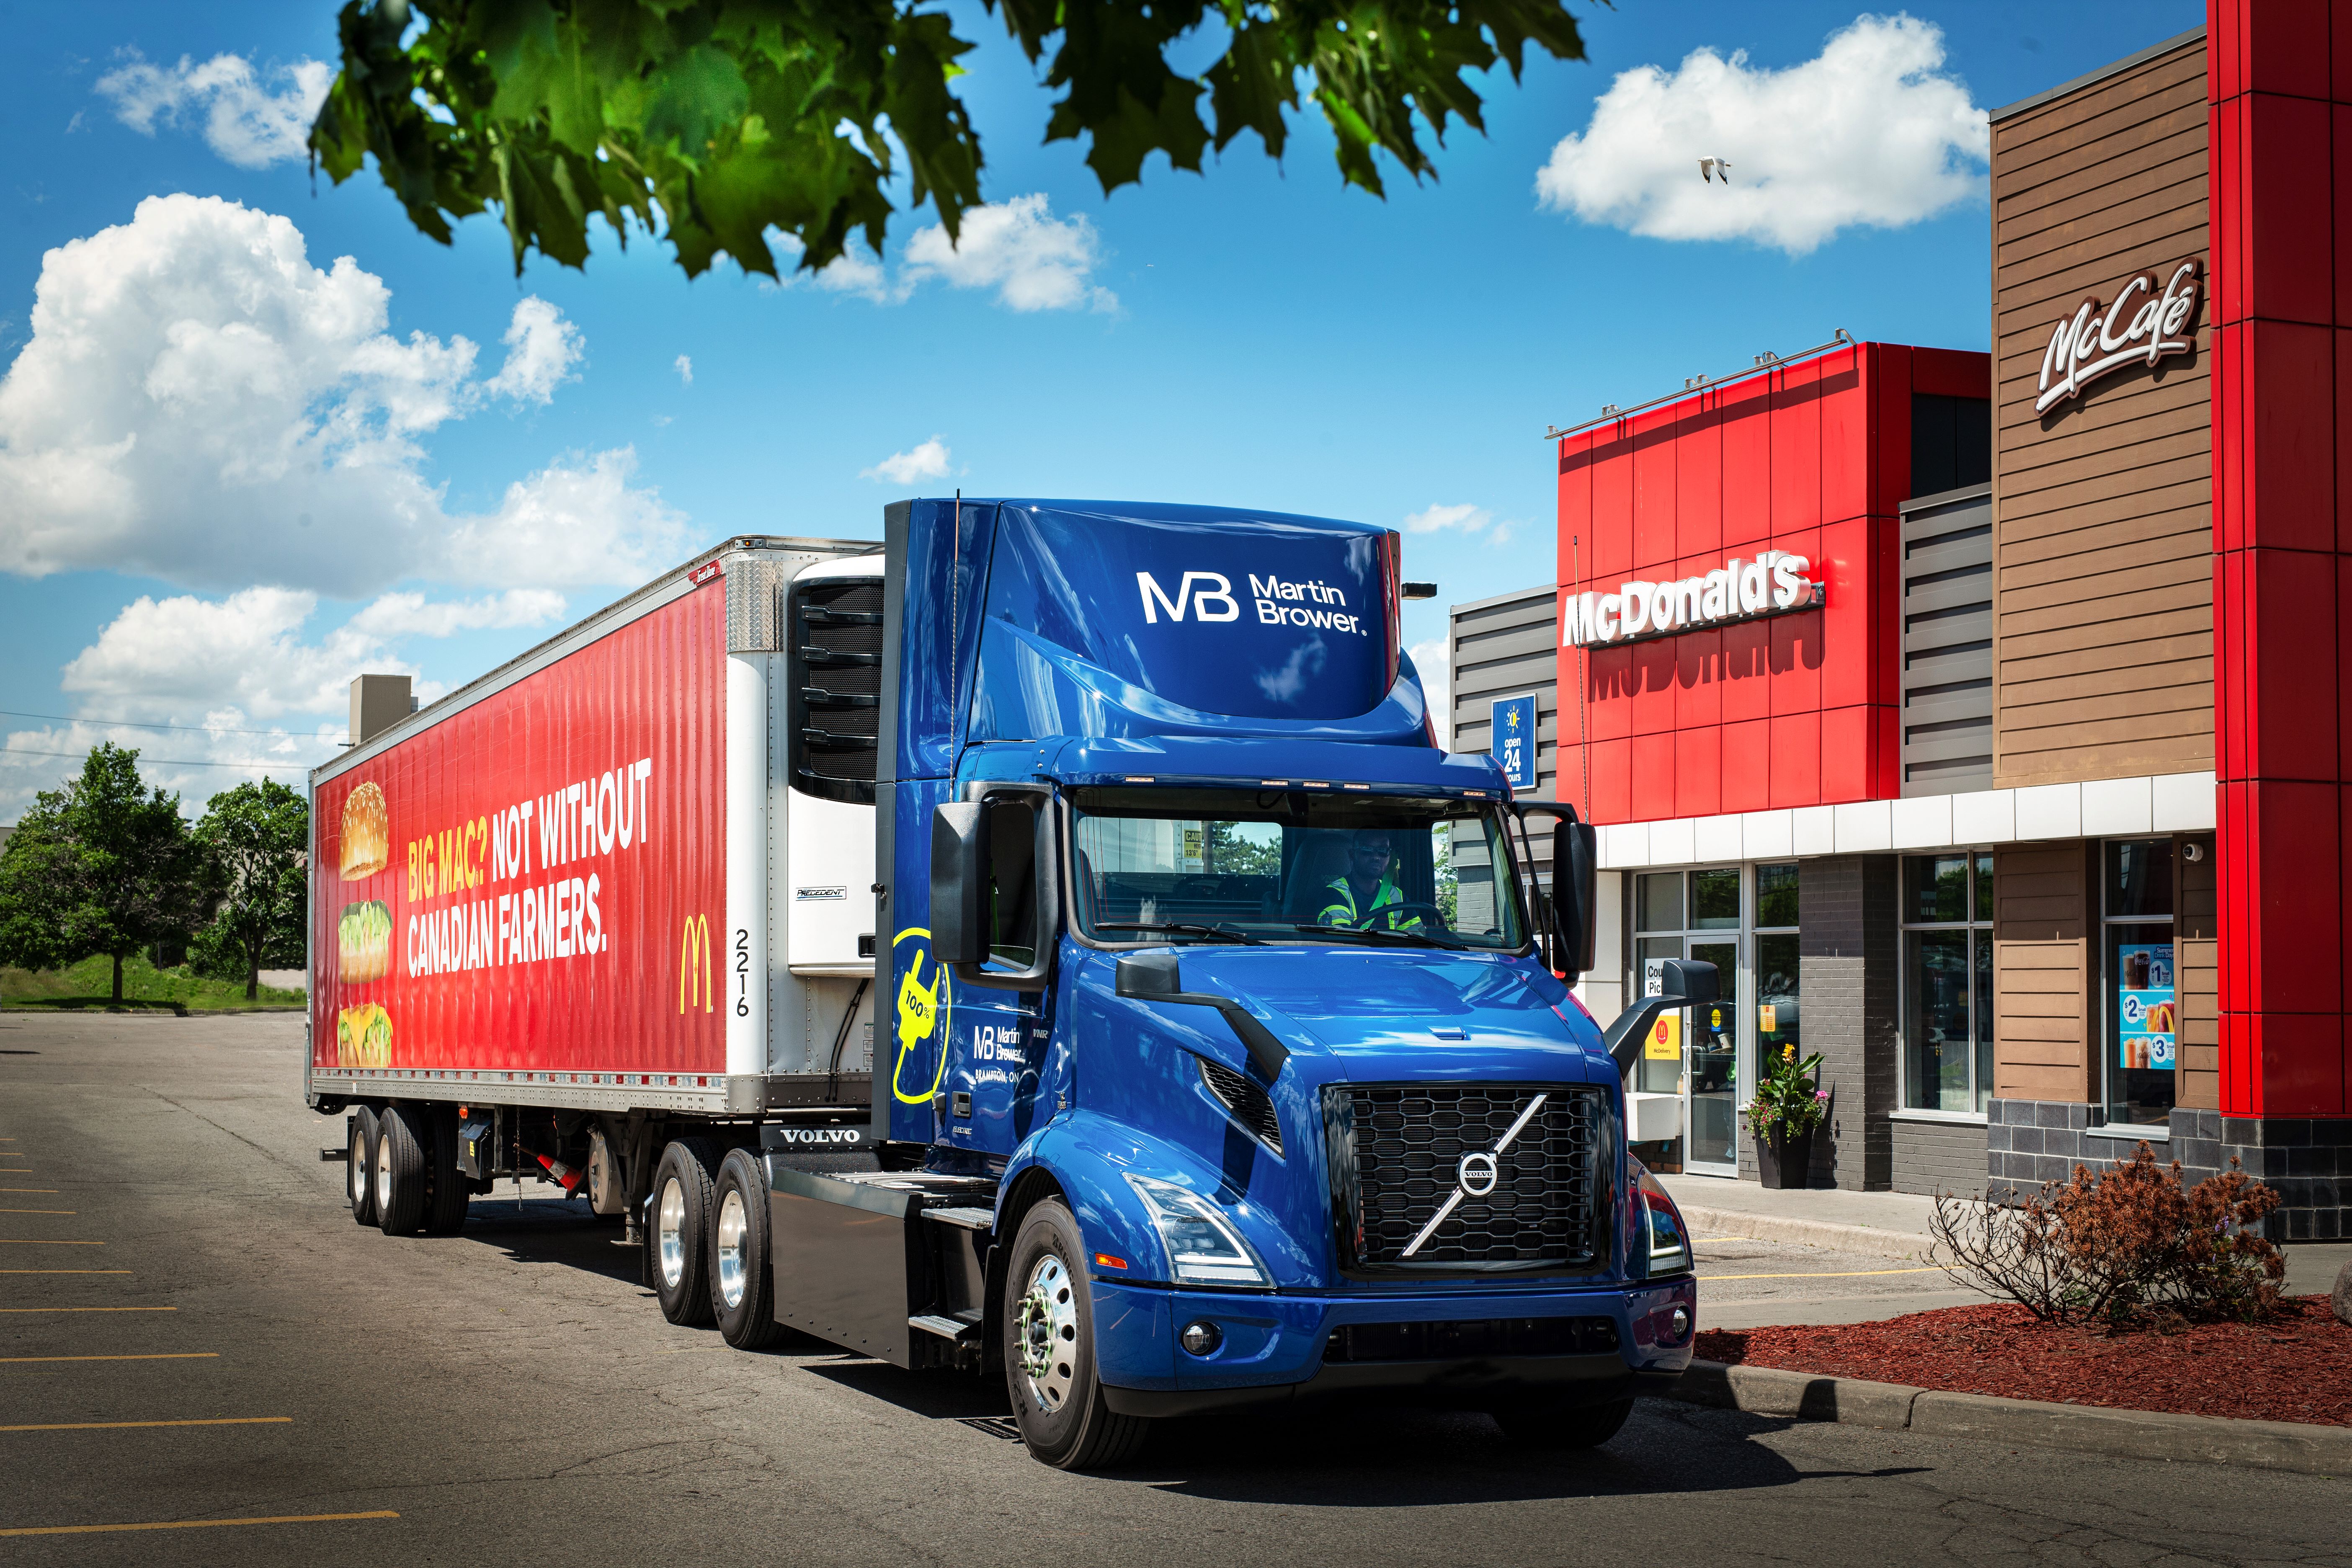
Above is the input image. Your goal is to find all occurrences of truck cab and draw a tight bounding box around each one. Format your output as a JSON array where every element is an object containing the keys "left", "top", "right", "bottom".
[{"left": 729, "top": 499, "right": 1699, "bottom": 1467}]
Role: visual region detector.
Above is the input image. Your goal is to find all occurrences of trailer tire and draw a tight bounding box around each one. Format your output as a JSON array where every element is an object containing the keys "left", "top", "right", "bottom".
[
  {"left": 1490, "top": 1395, "right": 1634, "bottom": 1449},
  {"left": 374, "top": 1103, "right": 429, "bottom": 1237},
  {"left": 1001, "top": 1199, "right": 1147, "bottom": 1470},
  {"left": 709, "top": 1148, "right": 782, "bottom": 1350},
  {"left": 423, "top": 1105, "right": 470, "bottom": 1235},
  {"left": 347, "top": 1107, "right": 379, "bottom": 1226},
  {"left": 650, "top": 1138, "right": 722, "bottom": 1326}
]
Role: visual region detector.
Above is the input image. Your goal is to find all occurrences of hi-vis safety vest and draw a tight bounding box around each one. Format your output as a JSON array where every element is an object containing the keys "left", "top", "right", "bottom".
[{"left": 1317, "top": 875, "right": 1414, "bottom": 929}]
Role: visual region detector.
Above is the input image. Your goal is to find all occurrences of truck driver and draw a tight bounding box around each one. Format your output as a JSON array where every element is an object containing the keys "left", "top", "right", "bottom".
[{"left": 1315, "top": 829, "right": 1423, "bottom": 930}]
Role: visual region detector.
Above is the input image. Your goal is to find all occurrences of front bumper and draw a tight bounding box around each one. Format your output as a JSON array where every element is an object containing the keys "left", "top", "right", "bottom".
[{"left": 1093, "top": 1275, "right": 1697, "bottom": 1418}]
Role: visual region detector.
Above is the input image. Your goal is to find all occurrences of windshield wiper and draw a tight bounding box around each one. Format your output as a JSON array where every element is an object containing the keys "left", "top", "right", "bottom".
[
  {"left": 1095, "top": 921, "right": 1266, "bottom": 946},
  {"left": 1290, "top": 922, "right": 1467, "bottom": 951}
]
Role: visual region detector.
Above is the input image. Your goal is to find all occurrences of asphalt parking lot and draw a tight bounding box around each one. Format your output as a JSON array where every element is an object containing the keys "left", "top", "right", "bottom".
[{"left": 0, "top": 1007, "right": 2343, "bottom": 1567}]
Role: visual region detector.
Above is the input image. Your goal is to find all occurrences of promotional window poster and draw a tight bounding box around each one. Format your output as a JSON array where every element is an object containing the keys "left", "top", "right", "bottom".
[{"left": 2116, "top": 942, "right": 2176, "bottom": 1070}]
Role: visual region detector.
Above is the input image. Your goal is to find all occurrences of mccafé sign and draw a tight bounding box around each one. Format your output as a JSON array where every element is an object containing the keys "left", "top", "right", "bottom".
[
  {"left": 2035, "top": 259, "right": 2201, "bottom": 413},
  {"left": 1562, "top": 551, "right": 1825, "bottom": 648}
]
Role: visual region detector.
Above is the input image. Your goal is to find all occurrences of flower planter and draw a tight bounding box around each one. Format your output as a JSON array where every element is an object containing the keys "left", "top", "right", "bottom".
[{"left": 1754, "top": 1125, "right": 1815, "bottom": 1189}]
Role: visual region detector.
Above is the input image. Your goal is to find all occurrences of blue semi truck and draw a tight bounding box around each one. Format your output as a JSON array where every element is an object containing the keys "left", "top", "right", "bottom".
[{"left": 314, "top": 497, "right": 1706, "bottom": 1470}]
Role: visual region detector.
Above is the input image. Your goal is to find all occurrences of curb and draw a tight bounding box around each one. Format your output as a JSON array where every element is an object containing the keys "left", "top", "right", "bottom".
[
  {"left": 1677, "top": 1204, "right": 1928, "bottom": 1261},
  {"left": 1663, "top": 1359, "right": 2351, "bottom": 1476}
]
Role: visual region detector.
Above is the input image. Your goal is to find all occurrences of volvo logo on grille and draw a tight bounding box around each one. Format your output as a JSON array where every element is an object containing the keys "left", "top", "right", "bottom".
[{"left": 1403, "top": 1093, "right": 1547, "bottom": 1258}]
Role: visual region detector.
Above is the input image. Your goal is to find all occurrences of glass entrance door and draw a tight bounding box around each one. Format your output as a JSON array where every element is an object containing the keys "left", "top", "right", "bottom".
[{"left": 1685, "top": 938, "right": 1739, "bottom": 1173}]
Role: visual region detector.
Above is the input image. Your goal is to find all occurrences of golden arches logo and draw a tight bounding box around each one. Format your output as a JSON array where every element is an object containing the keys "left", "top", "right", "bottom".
[
  {"left": 889, "top": 927, "right": 951, "bottom": 1105},
  {"left": 679, "top": 914, "right": 713, "bottom": 1014}
]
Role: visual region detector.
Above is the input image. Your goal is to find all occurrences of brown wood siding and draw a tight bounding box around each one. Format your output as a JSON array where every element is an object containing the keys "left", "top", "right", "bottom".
[
  {"left": 1991, "top": 37, "right": 2213, "bottom": 789},
  {"left": 1993, "top": 842, "right": 2094, "bottom": 1101},
  {"left": 2176, "top": 830, "right": 2218, "bottom": 1109}
]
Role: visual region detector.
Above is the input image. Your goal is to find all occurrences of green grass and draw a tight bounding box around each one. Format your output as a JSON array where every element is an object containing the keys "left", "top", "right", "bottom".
[{"left": 0, "top": 952, "right": 305, "bottom": 1012}]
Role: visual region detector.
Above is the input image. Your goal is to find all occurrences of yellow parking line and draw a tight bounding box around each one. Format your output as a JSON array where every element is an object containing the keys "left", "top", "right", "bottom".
[
  {"left": 0, "top": 1189, "right": 58, "bottom": 1194},
  {"left": 0, "top": 1417, "right": 289, "bottom": 1433},
  {"left": 0, "top": 1511, "right": 397, "bottom": 1538},
  {"left": 0, "top": 1306, "right": 175, "bottom": 1313},
  {"left": 0, "top": 1354, "right": 215, "bottom": 1364},
  {"left": 0, "top": 1270, "right": 129, "bottom": 1275},
  {"left": 0, "top": 1239, "right": 102, "bottom": 1246},
  {"left": 0, "top": 1210, "right": 75, "bottom": 1215},
  {"left": 1697, "top": 1266, "right": 1945, "bottom": 1281}
]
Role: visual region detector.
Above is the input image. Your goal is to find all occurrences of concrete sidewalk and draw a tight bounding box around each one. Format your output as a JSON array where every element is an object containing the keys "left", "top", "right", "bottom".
[{"left": 1659, "top": 1173, "right": 2352, "bottom": 1299}]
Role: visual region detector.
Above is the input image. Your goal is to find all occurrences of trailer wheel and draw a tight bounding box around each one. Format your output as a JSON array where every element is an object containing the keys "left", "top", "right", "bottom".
[
  {"left": 1001, "top": 1199, "right": 1147, "bottom": 1470},
  {"left": 650, "top": 1138, "right": 721, "bottom": 1326},
  {"left": 347, "top": 1107, "right": 379, "bottom": 1226},
  {"left": 423, "top": 1105, "right": 470, "bottom": 1235},
  {"left": 1490, "top": 1396, "right": 1635, "bottom": 1449},
  {"left": 374, "top": 1103, "right": 429, "bottom": 1236},
  {"left": 709, "top": 1148, "right": 782, "bottom": 1350}
]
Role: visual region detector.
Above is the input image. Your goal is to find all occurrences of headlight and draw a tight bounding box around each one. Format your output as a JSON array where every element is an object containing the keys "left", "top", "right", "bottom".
[
  {"left": 1636, "top": 1164, "right": 1691, "bottom": 1276},
  {"left": 1123, "top": 1174, "right": 1271, "bottom": 1288}
]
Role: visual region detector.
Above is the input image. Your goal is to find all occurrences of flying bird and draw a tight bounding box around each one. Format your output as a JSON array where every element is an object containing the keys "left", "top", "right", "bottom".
[{"left": 1699, "top": 158, "right": 1733, "bottom": 184}]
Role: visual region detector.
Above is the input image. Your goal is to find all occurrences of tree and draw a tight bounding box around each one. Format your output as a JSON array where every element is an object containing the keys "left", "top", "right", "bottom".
[
  {"left": 309, "top": 0, "right": 1590, "bottom": 280},
  {"left": 192, "top": 780, "right": 311, "bottom": 1001},
  {"left": 0, "top": 745, "right": 215, "bottom": 1004}
]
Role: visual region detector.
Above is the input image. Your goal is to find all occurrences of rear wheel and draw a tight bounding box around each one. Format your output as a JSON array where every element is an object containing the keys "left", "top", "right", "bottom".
[
  {"left": 709, "top": 1149, "right": 782, "bottom": 1349},
  {"left": 650, "top": 1138, "right": 721, "bottom": 1326},
  {"left": 1490, "top": 1396, "right": 1635, "bottom": 1449},
  {"left": 423, "top": 1105, "right": 470, "bottom": 1235},
  {"left": 374, "top": 1103, "right": 428, "bottom": 1236},
  {"left": 347, "top": 1107, "right": 379, "bottom": 1226},
  {"left": 1001, "top": 1199, "right": 1146, "bottom": 1470}
]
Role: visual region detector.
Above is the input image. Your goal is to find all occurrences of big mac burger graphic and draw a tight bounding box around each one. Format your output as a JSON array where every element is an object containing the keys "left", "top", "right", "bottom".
[{"left": 335, "top": 781, "right": 395, "bottom": 1068}]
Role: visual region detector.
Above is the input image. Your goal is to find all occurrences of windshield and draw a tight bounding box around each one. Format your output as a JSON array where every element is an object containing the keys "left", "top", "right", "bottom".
[{"left": 1070, "top": 787, "right": 1527, "bottom": 950}]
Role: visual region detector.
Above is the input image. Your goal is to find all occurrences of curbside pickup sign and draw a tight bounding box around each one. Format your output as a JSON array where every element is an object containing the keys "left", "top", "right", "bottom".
[{"left": 1491, "top": 694, "right": 1538, "bottom": 790}]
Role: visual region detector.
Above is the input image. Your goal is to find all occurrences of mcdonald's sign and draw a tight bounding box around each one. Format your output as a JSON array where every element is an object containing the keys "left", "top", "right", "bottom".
[{"left": 679, "top": 913, "right": 713, "bottom": 1013}]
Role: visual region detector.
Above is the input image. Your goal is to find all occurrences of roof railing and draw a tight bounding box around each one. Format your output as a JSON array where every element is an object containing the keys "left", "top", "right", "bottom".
[{"left": 1543, "top": 329, "right": 1853, "bottom": 443}]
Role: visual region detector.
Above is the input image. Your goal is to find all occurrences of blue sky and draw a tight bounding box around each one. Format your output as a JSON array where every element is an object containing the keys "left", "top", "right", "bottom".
[{"left": 0, "top": 0, "right": 2201, "bottom": 821}]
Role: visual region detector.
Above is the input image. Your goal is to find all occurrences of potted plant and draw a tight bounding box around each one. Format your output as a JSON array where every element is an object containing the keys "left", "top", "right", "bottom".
[{"left": 1746, "top": 1043, "right": 1828, "bottom": 1189}]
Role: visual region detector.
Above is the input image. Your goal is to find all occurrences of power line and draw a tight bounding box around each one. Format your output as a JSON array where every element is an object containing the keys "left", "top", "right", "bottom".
[
  {"left": 0, "top": 746, "right": 317, "bottom": 772},
  {"left": 0, "top": 709, "right": 339, "bottom": 739}
]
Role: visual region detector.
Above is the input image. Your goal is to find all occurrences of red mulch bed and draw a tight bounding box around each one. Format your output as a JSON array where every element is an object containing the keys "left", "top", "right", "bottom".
[{"left": 1695, "top": 1296, "right": 2352, "bottom": 1428}]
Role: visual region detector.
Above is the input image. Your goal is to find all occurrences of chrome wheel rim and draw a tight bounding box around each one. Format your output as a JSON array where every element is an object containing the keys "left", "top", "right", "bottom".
[
  {"left": 657, "top": 1176, "right": 688, "bottom": 1289},
  {"left": 714, "top": 1189, "right": 748, "bottom": 1311},
  {"left": 374, "top": 1128, "right": 393, "bottom": 1211},
  {"left": 1014, "top": 1253, "right": 1079, "bottom": 1414},
  {"left": 349, "top": 1125, "right": 368, "bottom": 1205}
]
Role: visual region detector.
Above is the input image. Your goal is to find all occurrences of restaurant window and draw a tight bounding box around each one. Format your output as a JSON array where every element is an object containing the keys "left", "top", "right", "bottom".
[
  {"left": 1631, "top": 867, "right": 1743, "bottom": 1173},
  {"left": 1902, "top": 851, "right": 1994, "bottom": 1114},
  {"left": 1754, "top": 863, "right": 1799, "bottom": 1070},
  {"left": 2102, "top": 838, "right": 2175, "bottom": 1127}
]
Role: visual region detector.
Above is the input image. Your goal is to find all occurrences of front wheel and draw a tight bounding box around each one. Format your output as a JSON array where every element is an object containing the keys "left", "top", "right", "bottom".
[
  {"left": 1000, "top": 1199, "right": 1146, "bottom": 1470},
  {"left": 1490, "top": 1396, "right": 1635, "bottom": 1449}
]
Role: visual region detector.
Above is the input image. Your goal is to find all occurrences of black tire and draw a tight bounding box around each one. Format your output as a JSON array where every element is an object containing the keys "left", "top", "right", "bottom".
[
  {"left": 348, "top": 1107, "right": 379, "bottom": 1227},
  {"left": 1491, "top": 1396, "right": 1635, "bottom": 1449},
  {"left": 374, "top": 1103, "right": 429, "bottom": 1236},
  {"left": 709, "top": 1148, "right": 782, "bottom": 1349},
  {"left": 1001, "top": 1199, "right": 1147, "bottom": 1470},
  {"left": 650, "top": 1137, "right": 722, "bottom": 1326},
  {"left": 423, "top": 1104, "right": 470, "bottom": 1235}
]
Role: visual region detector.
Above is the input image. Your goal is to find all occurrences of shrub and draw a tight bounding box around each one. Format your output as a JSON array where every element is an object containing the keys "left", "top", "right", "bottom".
[{"left": 1932, "top": 1143, "right": 2283, "bottom": 1328}]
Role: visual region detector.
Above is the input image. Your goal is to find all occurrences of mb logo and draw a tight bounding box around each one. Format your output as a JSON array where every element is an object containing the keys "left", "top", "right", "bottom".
[{"left": 1135, "top": 571, "right": 1239, "bottom": 624}]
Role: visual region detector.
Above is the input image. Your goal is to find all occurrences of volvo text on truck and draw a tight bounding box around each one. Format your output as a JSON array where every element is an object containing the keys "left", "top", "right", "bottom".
[{"left": 307, "top": 500, "right": 1706, "bottom": 1468}]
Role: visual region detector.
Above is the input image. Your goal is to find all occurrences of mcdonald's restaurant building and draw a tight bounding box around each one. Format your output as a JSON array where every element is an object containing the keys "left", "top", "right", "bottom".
[{"left": 1447, "top": 10, "right": 2352, "bottom": 1238}]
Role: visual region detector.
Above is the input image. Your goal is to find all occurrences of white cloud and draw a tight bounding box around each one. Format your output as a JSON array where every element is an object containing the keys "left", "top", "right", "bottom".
[
  {"left": 769, "top": 195, "right": 1114, "bottom": 312},
  {"left": 903, "top": 196, "right": 1117, "bottom": 312},
  {"left": 1408, "top": 637, "right": 1452, "bottom": 747},
  {"left": 0, "top": 194, "right": 678, "bottom": 596},
  {"left": 94, "top": 50, "right": 331, "bottom": 170},
  {"left": 1401, "top": 503, "right": 1517, "bottom": 549},
  {"left": 673, "top": 353, "right": 693, "bottom": 386},
  {"left": 347, "top": 588, "right": 567, "bottom": 640},
  {"left": 482, "top": 297, "right": 584, "bottom": 405},
  {"left": 1534, "top": 13, "right": 1990, "bottom": 255},
  {"left": 861, "top": 436, "right": 952, "bottom": 486}
]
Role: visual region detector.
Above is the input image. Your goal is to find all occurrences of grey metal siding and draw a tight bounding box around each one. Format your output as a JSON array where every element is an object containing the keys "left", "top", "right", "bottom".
[{"left": 1900, "top": 484, "right": 1994, "bottom": 795}]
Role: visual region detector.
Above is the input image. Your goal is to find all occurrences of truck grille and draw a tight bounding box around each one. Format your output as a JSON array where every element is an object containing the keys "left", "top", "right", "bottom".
[{"left": 1324, "top": 1084, "right": 1603, "bottom": 1273}]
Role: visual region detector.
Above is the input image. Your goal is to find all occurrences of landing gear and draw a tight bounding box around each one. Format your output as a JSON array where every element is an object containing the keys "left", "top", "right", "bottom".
[{"left": 1000, "top": 1199, "right": 1146, "bottom": 1470}]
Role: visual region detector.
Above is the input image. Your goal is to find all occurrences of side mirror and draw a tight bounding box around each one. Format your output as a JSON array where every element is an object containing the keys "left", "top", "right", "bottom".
[
  {"left": 929, "top": 786, "right": 1058, "bottom": 991},
  {"left": 1599, "top": 957, "right": 1720, "bottom": 1076},
  {"left": 1548, "top": 819, "right": 1598, "bottom": 979}
]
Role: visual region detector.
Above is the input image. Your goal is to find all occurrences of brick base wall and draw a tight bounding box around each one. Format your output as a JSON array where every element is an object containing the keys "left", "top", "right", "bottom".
[
  {"left": 1891, "top": 1118, "right": 1987, "bottom": 1196},
  {"left": 1800, "top": 856, "right": 1899, "bottom": 1190}
]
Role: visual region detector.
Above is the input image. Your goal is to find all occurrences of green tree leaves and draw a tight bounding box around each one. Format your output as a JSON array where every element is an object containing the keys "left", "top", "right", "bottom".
[
  {"left": 191, "top": 780, "right": 311, "bottom": 1002},
  {"left": 309, "top": 0, "right": 1589, "bottom": 280}
]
